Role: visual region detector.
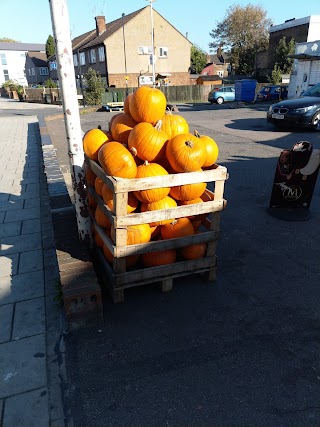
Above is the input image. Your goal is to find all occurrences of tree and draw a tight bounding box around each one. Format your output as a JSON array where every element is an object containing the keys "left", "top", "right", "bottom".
[
  {"left": 45, "top": 35, "right": 55, "bottom": 59},
  {"left": 190, "top": 45, "right": 207, "bottom": 74},
  {"left": 272, "top": 36, "right": 295, "bottom": 74},
  {"left": 209, "top": 3, "right": 271, "bottom": 75},
  {"left": 267, "top": 64, "right": 282, "bottom": 84},
  {"left": 0, "top": 37, "right": 19, "bottom": 42},
  {"left": 83, "top": 68, "right": 102, "bottom": 106}
]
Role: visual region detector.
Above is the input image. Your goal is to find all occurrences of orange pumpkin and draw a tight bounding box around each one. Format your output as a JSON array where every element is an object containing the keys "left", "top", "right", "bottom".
[
  {"left": 141, "top": 249, "right": 176, "bottom": 267},
  {"left": 150, "top": 225, "right": 161, "bottom": 240},
  {"left": 177, "top": 197, "right": 204, "bottom": 220},
  {"left": 160, "top": 217, "right": 194, "bottom": 240},
  {"left": 191, "top": 219, "right": 203, "bottom": 231},
  {"left": 83, "top": 128, "right": 109, "bottom": 161},
  {"left": 166, "top": 133, "right": 207, "bottom": 172},
  {"left": 181, "top": 238, "right": 207, "bottom": 260},
  {"left": 110, "top": 223, "right": 151, "bottom": 246},
  {"left": 169, "top": 180, "right": 207, "bottom": 201},
  {"left": 98, "top": 141, "right": 137, "bottom": 178},
  {"left": 110, "top": 113, "right": 137, "bottom": 144},
  {"left": 101, "top": 184, "right": 138, "bottom": 214},
  {"left": 129, "top": 86, "right": 167, "bottom": 124},
  {"left": 94, "top": 205, "right": 111, "bottom": 229},
  {"left": 134, "top": 161, "right": 170, "bottom": 203},
  {"left": 160, "top": 112, "right": 189, "bottom": 140},
  {"left": 84, "top": 165, "right": 97, "bottom": 187},
  {"left": 140, "top": 196, "right": 177, "bottom": 226},
  {"left": 128, "top": 121, "right": 168, "bottom": 163},
  {"left": 194, "top": 130, "right": 219, "bottom": 167},
  {"left": 123, "top": 93, "right": 133, "bottom": 115},
  {"left": 94, "top": 177, "right": 104, "bottom": 196}
]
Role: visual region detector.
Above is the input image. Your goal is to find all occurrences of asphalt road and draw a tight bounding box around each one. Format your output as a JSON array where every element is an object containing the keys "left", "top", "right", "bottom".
[{"left": 3, "top": 98, "right": 320, "bottom": 426}]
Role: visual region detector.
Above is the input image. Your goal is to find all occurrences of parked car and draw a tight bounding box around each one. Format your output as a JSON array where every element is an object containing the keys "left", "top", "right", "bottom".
[
  {"left": 267, "top": 82, "right": 320, "bottom": 131},
  {"left": 256, "top": 85, "right": 288, "bottom": 101},
  {"left": 208, "top": 86, "right": 235, "bottom": 104}
]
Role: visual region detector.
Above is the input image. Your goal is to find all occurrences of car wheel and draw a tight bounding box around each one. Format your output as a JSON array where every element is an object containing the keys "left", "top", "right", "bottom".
[
  {"left": 311, "top": 111, "right": 320, "bottom": 131},
  {"left": 216, "top": 97, "right": 224, "bottom": 105}
]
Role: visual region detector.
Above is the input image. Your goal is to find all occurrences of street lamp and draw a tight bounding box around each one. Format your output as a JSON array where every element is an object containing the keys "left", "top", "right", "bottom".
[
  {"left": 146, "top": 0, "right": 156, "bottom": 87},
  {"left": 121, "top": 13, "right": 129, "bottom": 97}
]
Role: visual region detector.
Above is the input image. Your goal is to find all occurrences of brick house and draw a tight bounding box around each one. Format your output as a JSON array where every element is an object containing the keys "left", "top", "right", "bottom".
[
  {"left": 49, "top": 6, "right": 192, "bottom": 88},
  {"left": 25, "top": 52, "right": 49, "bottom": 86}
]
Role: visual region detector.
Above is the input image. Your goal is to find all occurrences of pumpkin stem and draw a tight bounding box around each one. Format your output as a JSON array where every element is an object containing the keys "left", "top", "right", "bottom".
[
  {"left": 144, "top": 160, "right": 149, "bottom": 166},
  {"left": 185, "top": 140, "right": 194, "bottom": 148},
  {"left": 155, "top": 120, "right": 163, "bottom": 131},
  {"left": 194, "top": 130, "right": 200, "bottom": 138},
  {"left": 130, "top": 146, "right": 137, "bottom": 157}
]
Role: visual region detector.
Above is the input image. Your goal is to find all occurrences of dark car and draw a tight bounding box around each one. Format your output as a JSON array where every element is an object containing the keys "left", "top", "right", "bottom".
[
  {"left": 267, "top": 83, "right": 320, "bottom": 131},
  {"left": 256, "top": 84, "right": 288, "bottom": 101},
  {"left": 208, "top": 86, "right": 235, "bottom": 104}
]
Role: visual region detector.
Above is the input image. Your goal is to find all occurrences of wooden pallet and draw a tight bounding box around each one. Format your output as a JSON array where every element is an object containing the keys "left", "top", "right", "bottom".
[{"left": 85, "top": 156, "right": 228, "bottom": 302}]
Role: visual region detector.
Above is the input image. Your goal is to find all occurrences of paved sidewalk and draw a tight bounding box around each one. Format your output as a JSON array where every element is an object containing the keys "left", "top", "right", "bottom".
[{"left": 0, "top": 107, "right": 68, "bottom": 426}]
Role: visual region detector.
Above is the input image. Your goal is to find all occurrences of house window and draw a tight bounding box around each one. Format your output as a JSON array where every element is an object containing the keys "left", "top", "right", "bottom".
[
  {"left": 3, "top": 69, "right": 9, "bottom": 81},
  {"left": 39, "top": 67, "right": 49, "bottom": 76},
  {"left": 159, "top": 47, "right": 168, "bottom": 58},
  {"left": 31, "top": 68, "right": 35, "bottom": 76},
  {"left": 0, "top": 53, "right": 7, "bottom": 65},
  {"left": 90, "top": 49, "right": 96, "bottom": 64},
  {"left": 79, "top": 52, "right": 85, "bottom": 65},
  {"left": 98, "top": 46, "right": 105, "bottom": 62},
  {"left": 73, "top": 53, "right": 78, "bottom": 66},
  {"left": 138, "top": 46, "right": 152, "bottom": 55}
]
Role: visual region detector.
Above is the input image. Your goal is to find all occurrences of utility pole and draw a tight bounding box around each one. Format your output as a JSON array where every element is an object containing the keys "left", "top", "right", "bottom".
[
  {"left": 147, "top": 0, "right": 156, "bottom": 87},
  {"left": 121, "top": 13, "right": 129, "bottom": 97},
  {"left": 48, "top": 0, "right": 91, "bottom": 244}
]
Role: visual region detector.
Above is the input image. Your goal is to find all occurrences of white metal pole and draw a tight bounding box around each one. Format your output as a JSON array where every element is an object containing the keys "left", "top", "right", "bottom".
[
  {"left": 48, "top": 0, "right": 92, "bottom": 244},
  {"left": 149, "top": 0, "right": 156, "bottom": 87}
]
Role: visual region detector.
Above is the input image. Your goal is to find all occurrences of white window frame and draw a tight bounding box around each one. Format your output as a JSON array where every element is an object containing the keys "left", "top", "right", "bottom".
[
  {"left": 39, "top": 67, "right": 49, "bottom": 76},
  {"left": 3, "top": 69, "right": 9, "bottom": 81},
  {"left": 90, "top": 49, "right": 96, "bottom": 64},
  {"left": 79, "top": 52, "right": 85, "bottom": 66},
  {"left": 73, "top": 53, "right": 78, "bottom": 66},
  {"left": 138, "top": 46, "right": 153, "bottom": 55},
  {"left": 159, "top": 47, "right": 168, "bottom": 58},
  {"left": 0, "top": 53, "right": 7, "bottom": 65},
  {"left": 98, "top": 46, "right": 105, "bottom": 62}
]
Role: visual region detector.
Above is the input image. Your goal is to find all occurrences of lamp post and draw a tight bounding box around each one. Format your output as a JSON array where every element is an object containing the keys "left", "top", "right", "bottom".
[
  {"left": 121, "top": 13, "right": 129, "bottom": 97},
  {"left": 147, "top": 0, "right": 156, "bottom": 87}
]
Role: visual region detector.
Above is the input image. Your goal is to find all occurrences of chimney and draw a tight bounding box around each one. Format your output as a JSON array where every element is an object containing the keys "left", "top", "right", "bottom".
[{"left": 95, "top": 16, "right": 106, "bottom": 36}]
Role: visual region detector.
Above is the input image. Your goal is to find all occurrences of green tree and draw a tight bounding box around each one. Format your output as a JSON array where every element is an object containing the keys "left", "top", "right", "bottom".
[
  {"left": 45, "top": 35, "right": 55, "bottom": 59},
  {"left": 272, "top": 36, "right": 295, "bottom": 74},
  {"left": 209, "top": 3, "right": 271, "bottom": 75},
  {"left": 0, "top": 38, "right": 19, "bottom": 42},
  {"left": 190, "top": 45, "right": 207, "bottom": 74},
  {"left": 267, "top": 64, "right": 282, "bottom": 84},
  {"left": 83, "top": 68, "right": 102, "bottom": 106},
  {"left": 44, "top": 78, "right": 58, "bottom": 88}
]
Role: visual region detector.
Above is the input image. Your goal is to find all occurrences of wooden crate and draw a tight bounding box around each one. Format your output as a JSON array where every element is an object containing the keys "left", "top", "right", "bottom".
[{"left": 85, "top": 156, "right": 228, "bottom": 302}]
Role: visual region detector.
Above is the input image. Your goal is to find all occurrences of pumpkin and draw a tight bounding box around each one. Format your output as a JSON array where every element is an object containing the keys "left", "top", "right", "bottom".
[
  {"left": 191, "top": 219, "right": 202, "bottom": 231},
  {"left": 166, "top": 133, "right": 207, "bottom": 172},
  {"left": 134, "top": 161, "right": 170, "bottom": 203},
  {"left": 102, "top": 243, "right": 139, "bottom": 268},
  {"left": 87, "top": 192, "right": 97, "bottom": 210},
  {"left": 181, "top": 236, "right": 207, "bottom": 260},
  {"left": 110, "top": 223, "right": 151, "bottom": 246},
  {"left": 101, "top": 184, "right": 138, "bottom": 214},
  {"left": 123, "top": 93, "right": 133, "bottom": 115},
  {"left": 109, "top": 113, "right": 122, "bottom": 131},
  {"left": 160, "top": 112, "right": 189, "bottom": 140},
  {"left": 94, "top": 205, "right": 111, "bottom": 229},
  {"left": 200, "top": 189, "right": 215, "bottom": 202},
  {"left": 94, "top": 177, "right": 104, "bottom": 196},
  {"left": 129, "top": 86, "right": 167, "bottom": 124},
  {"left": 83, "top": 128, "right": 109, "bottom": 161},
  {"left": 194, "top": 130, "right": 219, "bottom": 167},
  {"left": 140, "top": 196, "right": 177, "bottom": 226},
  {"left": 93, "top": 224, "right": 109, "bottom": 248},
  {"left": 141, "top": 249, "right": 177, "bottom": 267},
  {"left": 128, "top": 120, "right": 168, "bottom": 163},
  {"left": 150, "top": 225, "right": 161, "bottom": 240},
  {"left": 177, "top": 197, "right": 204, "bottom": 220},
  {"left": 169, "top": 179, "right": 207, "bottom": 201},
  {"left": 98, "top": 141, "right": 137, "bottom": 178},
  {"left": 110, "top": 113, "right": 137, "bottom": 144},
  {"left": 160, "top": 217, "right": 194, "bottom": 240},
  {"left": 84, "top": 165, "right": 97, "bottom": 187}
]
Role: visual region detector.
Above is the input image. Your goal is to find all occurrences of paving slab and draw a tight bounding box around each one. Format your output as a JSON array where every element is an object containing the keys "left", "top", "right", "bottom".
[
  {"left": 0, "top": 334, "right": 46, "bottom": 398},
  {"left": 0, "top": 222, "right": 21, "bottom": 238},
  {"left": 3, "top": 206, "right": 40, "bottom": 223},
  {"left": 0, "top": 253, "right": 19, "bottom": 278},
  {"left": 21, "top": 218, "right": 41, "bottom": 235},
  {"left": 0, "top": 304, "right": 13, "bottom": 343},
  {"left": 0, "top": 270, "right": 44, "bottom": 305},
  {"left": 3, "top": 387, "right": 49, "bottom": 427},
  {"left": 18, "top": 249, "right": 43, "bottom": 274},
  {"left": 12, "top": 297, "right": 45, "bottom": 339},
  {"left": 0, "top": 232, "right": 42, "bottom": 255}
]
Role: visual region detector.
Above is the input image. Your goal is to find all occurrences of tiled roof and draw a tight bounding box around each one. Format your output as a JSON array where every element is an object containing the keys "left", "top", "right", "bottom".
[
  {"left": 27, "top": 51, "right": 48, "bottom": 67},
  {"left": 0, "top": 42, "right": 45, "bottom": 51}
]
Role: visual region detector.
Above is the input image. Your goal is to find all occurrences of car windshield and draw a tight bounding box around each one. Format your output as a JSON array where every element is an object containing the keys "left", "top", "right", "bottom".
[{"left": 303, "top": 84, "right": 320, "bottom": 97}]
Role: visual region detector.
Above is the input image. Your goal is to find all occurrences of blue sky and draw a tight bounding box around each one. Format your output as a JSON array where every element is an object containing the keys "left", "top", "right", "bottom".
[{"left": 1, "top": 0, "right": 319, "bottom": 52}]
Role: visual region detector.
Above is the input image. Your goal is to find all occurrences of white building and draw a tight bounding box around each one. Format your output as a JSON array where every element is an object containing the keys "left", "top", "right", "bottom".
[{"left": 0, "top": 42, "right": 46, "bottom": 87}]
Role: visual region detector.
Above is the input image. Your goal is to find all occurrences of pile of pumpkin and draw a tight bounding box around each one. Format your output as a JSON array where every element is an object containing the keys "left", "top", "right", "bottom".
[{"left": 83, "top": 86, "right": 219, "bottom": 269}]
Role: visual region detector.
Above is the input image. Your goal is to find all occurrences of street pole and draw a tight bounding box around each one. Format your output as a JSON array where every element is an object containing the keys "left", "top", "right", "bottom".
[
  {"left": 121, "top": 13, "right": 129, "bottom": 97},
  {"left": 147, "top": 0, "right": 156, "bottom": 87},
  {"left": 48, "top": 0, "right": 91, "bottom": 244}
]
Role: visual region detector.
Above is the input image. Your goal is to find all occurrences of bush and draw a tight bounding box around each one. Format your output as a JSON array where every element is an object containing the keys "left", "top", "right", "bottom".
[
  {"left": 44, "top": 78, "right": 58, "bottom": 88},
  {"left": 83, "top": 67, "right": 103, "bottom": 106}
]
